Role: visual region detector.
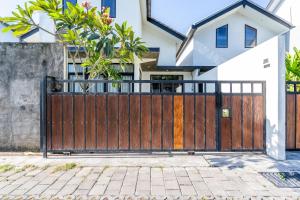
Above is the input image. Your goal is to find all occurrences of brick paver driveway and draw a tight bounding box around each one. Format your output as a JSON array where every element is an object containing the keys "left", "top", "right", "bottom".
[{"left": 0, "top": 153, "right": 300, "bottom": 199}]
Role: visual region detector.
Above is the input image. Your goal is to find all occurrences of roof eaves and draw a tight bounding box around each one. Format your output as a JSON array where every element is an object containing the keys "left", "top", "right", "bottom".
[{"left": 20, "top": 28, "right": 40, "bottom": 41}]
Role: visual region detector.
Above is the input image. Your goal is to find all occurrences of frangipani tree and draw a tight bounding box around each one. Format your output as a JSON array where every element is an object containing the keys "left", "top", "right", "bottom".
[
  {"left": 0, "top": 0, "right": 148, "bottom": 80},
  {"left": 286, "top": 47, "right": 300, "bottom": 81}
]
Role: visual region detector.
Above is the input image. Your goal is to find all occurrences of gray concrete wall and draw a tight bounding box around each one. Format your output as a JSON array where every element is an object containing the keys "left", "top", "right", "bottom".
[{"left": 0, "top": 43, "right": 64, "bottom": 151}]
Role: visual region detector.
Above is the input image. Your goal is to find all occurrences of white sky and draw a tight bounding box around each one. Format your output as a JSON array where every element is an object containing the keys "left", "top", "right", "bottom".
[{"left": 151, "top": 0, "right": 271, "bottom": 34}]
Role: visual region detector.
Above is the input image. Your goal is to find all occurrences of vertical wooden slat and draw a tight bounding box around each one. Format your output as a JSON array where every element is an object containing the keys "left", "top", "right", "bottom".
[
  {"left": 231, "top": 96, "right": 242, "bottom": 150},
  {"left": 243, "top": 96, "right": 253, "bottom": 149},
  {"left": 63, "top": 95, "right": 73, "bottom": 150},
  {"left": 74, "top": 95, "right": 85, "bottom": 150},
  {"left": 163, "top": 96, "right": 173, "bottom": 150},
  {"left": 206, "top": 96, "right": 216, "bottom": 150},
  {"left": 96, "top": 95, "right": 107, "bottom": 150},
  {"left": 174, "top": 96, "right": 183, "bottom": 150},
  {"left": 141, "top": 95, "right": 151, "bottom": 150},
  {"left": 107, "top": 95, "right": 118, "bottom": 150},
  {"left": 152, "top": 95, "right": 162, "bottom": 150},
  {"left": 119, "top": 95, "right": 129, "bottom": 150},
  {"left": 195, "top": 96, "right": 205, "bottom": 150},
  {"left": 184, "top": 95, "right": 195, "bottom": 150},
  {"left": 287, "top": 94, "right": 295, "bottom": 149},
  {"left": 51, "top": 95, "right": 63, "bottom": 150},
  {"left": 47, "top": 95, "right": 51, "bottom": 150},
  {"left": 253, "top": 95, "right": 264, "bottom": 150},
  {"left": 85, "top": 95, "right": 96, "bottom": 150},
  {"left": 297, "top": 95, "right": 300, "bottom": 149},
  {"left": 130, "top": 95, "right": 141, "bottom": 150},
  {"left": 221, "top": 96, "right": 231, "bottom": 151}
]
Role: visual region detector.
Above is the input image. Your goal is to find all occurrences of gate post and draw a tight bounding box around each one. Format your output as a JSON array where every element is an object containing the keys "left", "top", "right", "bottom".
[
  {"left": 40, "top": 76, "right": 48, "bottom": 158},
  {"left": 215, "top": 82, "right": 222, "bottom": 151}
]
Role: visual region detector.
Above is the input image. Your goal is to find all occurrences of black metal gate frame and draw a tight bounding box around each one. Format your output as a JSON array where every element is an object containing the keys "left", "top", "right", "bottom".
[{"left": 40, "top": 76, "right": 266, "bottom": 158}]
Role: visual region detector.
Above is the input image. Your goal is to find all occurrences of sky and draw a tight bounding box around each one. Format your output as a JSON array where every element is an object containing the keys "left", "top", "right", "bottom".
[{"left": 151, "top": 0, "right": 271, "bottom": 35}]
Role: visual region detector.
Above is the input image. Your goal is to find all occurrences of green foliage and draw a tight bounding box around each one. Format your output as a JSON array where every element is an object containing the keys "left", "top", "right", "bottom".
[
  {"left": 0, "top": 0, "right": 148, "bottom": 80},
  {"left": 52, "top": 163, "right": 77, "bottom": 173},
  {"left": 286, "top": 47, "right": 300, "bottom": 81},
  {"left": 0, "top": 164, "right": 15, "bottom": 173}
]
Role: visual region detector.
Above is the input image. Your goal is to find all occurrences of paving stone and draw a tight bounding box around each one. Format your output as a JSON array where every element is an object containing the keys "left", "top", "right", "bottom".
[
  {"left": 47, "top": 180, "right": 67, "bottom": 190},
  {"left": 0, "top": 181, "right": 10, "bottom": 190},
  {"left": 25, "top": 169, "right": 42, "bottom": 177},
  {"left": 68, "top": 177, "right": 84, "bottom": 185},
  {"left": 151, "top": 185, "right": 165, "bottom": 196},
  {"left": 76, "top": 168, "right": 92, "bottom": 177},
  {"left": 39, "top": 176, "right": 59, "bottom": 185},
  {"left": 166, "top": 189, "right": 181, "bottom": 196},
  {"left": 0, "top": 184, "right": 21, "bottom": 195},
  {"left": 105, "top": 180, "right": 122, "bottom": 192},
  {"left": 136, "top": 181, "right": 150, "bottom": 191},
  {"left": 151, "top": 178, "right": 164, "bottom": 186},
  {"left": 89, "top": 184, "right": 106, "bottom": 196},
  {"left": 78, "top": 180, "right": 96, "bottom": 190},
  {"left": 177, "top": 177, "right": 191, "bottom": 185},
  {"left": 56, "top": 184, "right": 78, "bottom": 196},
  {"left": 164, "top": 180, "right": 179, "bottom": 190},
  {"left": 73, "top": 189, "right": 89, "bottom": 196},
  {"left": 96, "top": 176, "right": 110, "bottom": 185},
  {"left": 179, "top": 185, "right": 196, "bottom": 196},
  {"left": 26, "top": 184, "right": 49, "bottom": 195},
  {"left": 41, "top": 189, "right": 59, "bottom": 196},
  {"left": 174, "top": 168, "right": 188, "bottom": 177},
  {"left": 120, "top": 185, "right": 135, "bottom": 195},
  {"left": 17, "top": 180, "right": 39, "bottom": 191}
]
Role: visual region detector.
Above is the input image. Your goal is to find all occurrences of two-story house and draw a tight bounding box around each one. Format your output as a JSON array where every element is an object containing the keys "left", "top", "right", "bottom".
[{"left": 0, "top": 0, "right": 296, "bottom": 159}]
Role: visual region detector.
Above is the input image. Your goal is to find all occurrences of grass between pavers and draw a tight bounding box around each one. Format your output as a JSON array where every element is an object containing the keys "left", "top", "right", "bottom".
[
  {"left": 0, "top": 164, "right": 15, "bottom": 173},
  {"left": 52, "top": 163, "right": 77, "bottom": 173}
]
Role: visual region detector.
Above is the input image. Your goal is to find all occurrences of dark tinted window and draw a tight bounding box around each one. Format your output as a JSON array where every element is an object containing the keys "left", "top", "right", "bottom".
[
  {"left": 245, "top": 25, "right": 257, "bottom": 48},
  {"left": 63, "top": 0, "right": 77, "bottom": 10},
  {"left": 216, "top": 25, "right": 228, "bottom": 48},
  {"left": 102, "top": 0, "right": 116, "bottom": 18}
]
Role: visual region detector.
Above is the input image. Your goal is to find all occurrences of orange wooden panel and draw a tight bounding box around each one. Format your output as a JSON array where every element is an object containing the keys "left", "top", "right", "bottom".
[
  {"left": 184, "top": 95, "right": 195, "bottom": 150},
  {"left": 107, "top": 95, "right": 119, "bottom": 150},
  {"left": 119, "top": 95, "right": 129, "bottom": 150},
  {"left": 74, "top": 95, "right": 85, "bottom": 150},
  {"left": 130, "top": 95, "right": 141, "bottom": 150},
  {"left": 163, "top": 96, "right": 173, "bottom": 150},
  {"left": 242, "top": 96, "right": 253, "bottom": 149},
  {"left": 62, "top": 95, "right": 73, "bottom": 150},
  {"left": 221, "top": 96, "right": 231, "bottom": 151},
  {"left": 51, "top": 95, "right": 63, "bottom": 150},
  {"left": 86, "top": 95, "right": 96, "bottom": 150},
  {"left": 141, "top": 95, "right": 151, "bottom": 150},
  {"left": 152, "top": 95, "right": 162, "bottom": 150},
  {"left": 253, "top": 96, "right": 264, "bottom": 150},
  {"left": 174, "top": 96, "right": 183, "bottom": 150},
  {"left": 195, "top": 96, "right": 205, "bottom": 150},
  {"left": 96, "top": 96, "right": 107, "bottom": 150},
  {"left": 297, "top": 95, "right": 300, "bottom": 149},
  {"left": 206, "top": 96, "right": 216, "bottom": 150}
]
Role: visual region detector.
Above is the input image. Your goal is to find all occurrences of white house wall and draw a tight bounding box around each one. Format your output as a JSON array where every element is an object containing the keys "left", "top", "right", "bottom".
[
  {"left": 196, "top": 35, "right": 286, "bottom": 160},
  {"left": 142, "top": 25, "right": 179, "bottom": 66},
  {"left": 192, "top": 12, "right": 276, "bottom": 66},
  {"left": 0, "top": 24, "right": 18, "bottom": 42}
]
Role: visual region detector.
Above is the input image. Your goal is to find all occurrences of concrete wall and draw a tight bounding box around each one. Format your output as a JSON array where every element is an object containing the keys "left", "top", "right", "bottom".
[
  {"left": 0, "top": 43, "right": 64, "bottom": 151},
  {"left": 196, "top": 35, "right": 286, "bottom": 160}
]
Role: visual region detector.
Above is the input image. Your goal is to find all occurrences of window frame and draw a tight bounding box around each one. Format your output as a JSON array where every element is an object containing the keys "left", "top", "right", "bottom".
[
  {"left": 101, "top": 0, "right": 116, "bottom": 18},
  {"left": 216, "top": 24, "right": 229, "bottom": 48},
  {"left": 245, "top": 25, "right": 257, "bottom": 48}
]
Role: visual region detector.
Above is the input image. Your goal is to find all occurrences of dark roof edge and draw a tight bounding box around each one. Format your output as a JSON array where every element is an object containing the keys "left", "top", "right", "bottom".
[
  {"left": 146, "top": 0, "right": 186, "bottom": 41},
  {"left": 176, "top": 0, "right": 294, "bottom": 61},
  {"left": 20, "top": 28, "right": 39, "bottom": 41}
]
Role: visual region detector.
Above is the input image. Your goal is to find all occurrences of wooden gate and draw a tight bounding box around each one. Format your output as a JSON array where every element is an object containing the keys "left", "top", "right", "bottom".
[
  {"left": 40, "top": 78, "right": 266, "bottom": 157},
  {"left": 286, "top": 82, "right": 300, "bottom": 150}
]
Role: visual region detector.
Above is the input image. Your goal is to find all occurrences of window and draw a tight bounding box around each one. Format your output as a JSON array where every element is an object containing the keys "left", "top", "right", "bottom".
[
  {"left": 245, "top": 25, "right": 257, "bottom": 48},
  {"left": 63, "top": 0, "right": 77, "bottom": 10},
  {"left": 150, "top": 75, "right": 183, "bottom": 93},
  {"left": 216, "top": 25, "right": 228, "bottom": 48},
  {"left": 101, "top": 0, "right": 116, "bottom": 18},
  {"left": 67, "top": 63, "right": 134, "bottom": 92}
]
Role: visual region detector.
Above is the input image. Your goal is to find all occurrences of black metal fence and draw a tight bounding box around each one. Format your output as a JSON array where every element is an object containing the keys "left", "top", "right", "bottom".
[{"left": 40, "top": 77, "right": 266, "bottom": 157}]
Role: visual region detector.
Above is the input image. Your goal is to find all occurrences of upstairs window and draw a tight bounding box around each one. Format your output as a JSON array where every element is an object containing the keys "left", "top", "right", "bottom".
[
  {"left": 216, "top": 25, "right": 228, "bottom": 48},
  {"left": 245, "top": 25, "right": 257, "bottom": 48},
  {"left": 101, "top": 0, "right": 116, "bottom": 18},
  {"left": 63, "top": 0, "right": 77, "bottom": 10}
]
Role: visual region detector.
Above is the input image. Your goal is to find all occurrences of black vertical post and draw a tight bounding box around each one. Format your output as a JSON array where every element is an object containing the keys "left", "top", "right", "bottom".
[
  {"left": 40, "top": 76, "right": 48, "bottom": 158},
  {"left": 216, "top": 82, "right": 222, "bottom": 151}
]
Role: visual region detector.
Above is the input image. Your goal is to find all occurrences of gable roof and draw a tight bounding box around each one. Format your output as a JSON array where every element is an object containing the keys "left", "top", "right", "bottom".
[
  {"left": 146, "top": 0, "right": 186, "bottom": 40},
  {"left": 176, "top": 0, "right": 294, "bottom": 60}
]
